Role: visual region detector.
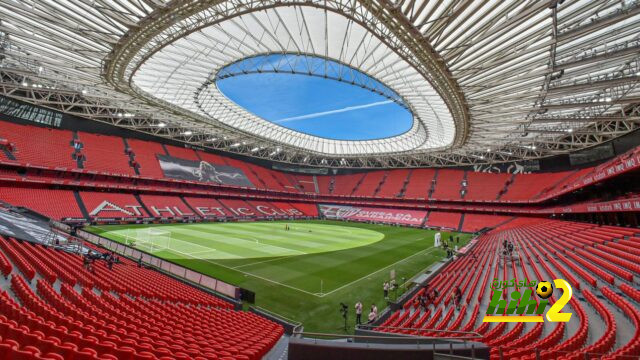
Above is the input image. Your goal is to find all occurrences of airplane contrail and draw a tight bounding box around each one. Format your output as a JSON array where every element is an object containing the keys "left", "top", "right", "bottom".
[{"left": 274, "top": 100, "right": 393, "bottom": 123}]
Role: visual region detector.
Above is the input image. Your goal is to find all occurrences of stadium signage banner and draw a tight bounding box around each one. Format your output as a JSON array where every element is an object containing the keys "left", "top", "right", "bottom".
[
  {"left": 319, "top": 204, "right": 426, "bottom": 225},
  {"left": 157, "top": 154, "right": 254, "bottom": 187},
  {"left": 89, "top": 199, "right": 304, "bottom": 219},
  {"left": 0, "top": 208, "right": 67, "bottom": 244},
  {"left": 544, "top": 149, "right": 640, "bottom": 199},
  {"left": 542, "top": 196, "right": 640, "bottom": 214}
]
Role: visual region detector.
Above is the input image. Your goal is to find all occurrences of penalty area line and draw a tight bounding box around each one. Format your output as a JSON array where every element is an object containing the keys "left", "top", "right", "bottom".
[
  {"left": 232, "top": 256, "right": 291, "bottom": 270},
  {"left": 318, "top": 246, "right": 438, "bottom": 298},
  {"left": 163, "top": 247, "right": 321, "bottom": 298}
]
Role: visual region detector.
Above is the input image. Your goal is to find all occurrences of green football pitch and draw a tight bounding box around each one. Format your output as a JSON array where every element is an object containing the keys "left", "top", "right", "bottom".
[{"left": 86, "top": 220, "right": 471, "bottom": 333}]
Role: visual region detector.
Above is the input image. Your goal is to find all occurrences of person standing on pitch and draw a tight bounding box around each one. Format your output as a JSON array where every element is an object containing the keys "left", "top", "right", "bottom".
[
  {"left": 355, "top": 301, "right": 363, "bottom": 325},
  {"left": 383, "top": 281, "right": 390, "bottom": 299},
  {"left": 367, "top": 304, "right": 378, "bottom": 324}
]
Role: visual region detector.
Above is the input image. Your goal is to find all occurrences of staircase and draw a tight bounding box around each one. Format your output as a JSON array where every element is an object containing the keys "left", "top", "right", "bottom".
[
  {"left": 70, "top": 132, "right": 85, "bottom": 169},
  {"left": 457, "top": 213, "right": 466, "bottom": 232},
  {"left": 373, "top": 172, "right": 389, "bottom": 196},
  {"left": 123, "top": 138, "right": 140, "bottom": 175},
  {"left": 312, "top": 175, "right": 320, "bottom": 193},
  {"left": 397, "top": 169, "right": 412, "bottom": 198},
  {"left": 497, "top": 174, "right": 516, "bottom": 200},
  {"left": 350, "top": 173, "right": 367, "bottom": 196},
  {"left": 460, "top": 171, "right": 468, "bottom": 199},
  {"left": 428, "top": 169, "right": 439, "bottom": 198}
]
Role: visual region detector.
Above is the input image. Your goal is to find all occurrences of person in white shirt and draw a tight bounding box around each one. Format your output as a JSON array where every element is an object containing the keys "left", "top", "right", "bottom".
[
  {"left": 383, "top": 281, "right": 390, "bottom": 299},
  {"left": 434, "top": 232, "right": 441, "bottom": 247},
  {"left": 368, "top": 304, "right": 378, "bottom": 324},
  {"left": 355, "top": 301, "right": 363, "bottom": 325}
]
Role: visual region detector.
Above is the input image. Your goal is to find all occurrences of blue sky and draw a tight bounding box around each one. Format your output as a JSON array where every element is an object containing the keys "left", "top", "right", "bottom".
[{"left": 216, "top": 72, "right": 412, "bottom": 141}]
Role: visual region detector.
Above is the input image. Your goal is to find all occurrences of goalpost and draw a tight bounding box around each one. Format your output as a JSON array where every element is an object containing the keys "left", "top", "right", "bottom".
[{"left": 127, "top": 228, "right": 172, "bottom": 253}]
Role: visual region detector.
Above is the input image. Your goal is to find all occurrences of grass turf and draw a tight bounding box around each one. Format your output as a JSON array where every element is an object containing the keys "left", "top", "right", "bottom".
[{"left": 86, "top": 220, "right": 471, "bottom": 333}]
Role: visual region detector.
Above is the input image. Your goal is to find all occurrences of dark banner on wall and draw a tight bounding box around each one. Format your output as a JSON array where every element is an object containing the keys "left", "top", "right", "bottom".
[{"left": 157, "top": 155, "right": 254, "bottom": 187}]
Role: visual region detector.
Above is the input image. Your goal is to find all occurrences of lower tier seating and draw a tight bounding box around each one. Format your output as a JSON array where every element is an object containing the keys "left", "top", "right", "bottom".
[
  {"left": 375, "top": 218, "right": 640, "bottom": 359},
  {"left": 0, "top": 235, "right": 283, "bottom": 359}
]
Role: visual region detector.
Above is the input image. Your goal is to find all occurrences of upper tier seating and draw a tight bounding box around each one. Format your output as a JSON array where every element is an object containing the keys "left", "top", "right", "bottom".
[
  {"left": 501, "top": 172, "right": 574, "bottom": 201},
  {"left": 166, "top": 145, "right": 200, "bottom": 161},
  {"left": 0, "top": 235, "right": 283, "bottom": 359},
  {"left": 330, "top": 174, "right": 364, "bottom": 196},
  {"left": 465, "top": 172, "right": 510, "bottom": 201},
  {"left": 352, "top": 171, "right": 385, "bottom": 197},
  {"left": 316, "top": 175, "right": 333, "bottom": 195},
  {"left": 290, "top": 174, "right": 315, "bottom": 193},
  {"left": 2, "top": 120, "right": 639, "bottom": 205},
  {"left": 431, "top": 170, "right": 464, "bottom": 200},
  {"left": 0, "top": 122, "right": 76, "bottom": 168},
  {"left": 77, "top": 132, "right": 134, "bottom": 175},
  {"left": 403, "top": 169, "right": 436, "bottom": 199},
  {"left": 376, "top": 170, "right": 409, "bottom": 198},
  {"left": 127, "top": 139, "right": 166, "bottom": 178},
  {"left": 197, "top": 151, "right": 230, "bottom": 166}
]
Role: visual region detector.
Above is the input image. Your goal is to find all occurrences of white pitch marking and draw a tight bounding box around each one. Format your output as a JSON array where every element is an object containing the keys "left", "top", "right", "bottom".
[
  {"left": 164, "top": 246, "right": 321, "bottom": 297},
  {"left": 232, "top": 256, "right": 291, "bottom": 269},
  {"left": 318, "top": 247, "right": 438, "bottom": 297}
]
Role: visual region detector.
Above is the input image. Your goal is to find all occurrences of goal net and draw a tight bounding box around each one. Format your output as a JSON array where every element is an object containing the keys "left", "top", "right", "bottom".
[{"left": 125, "top": 228, "right": 172, "bottom": 253}]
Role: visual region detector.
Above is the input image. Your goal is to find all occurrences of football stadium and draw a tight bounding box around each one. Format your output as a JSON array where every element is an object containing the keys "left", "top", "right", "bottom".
[{"left": 0, "top": 1, "right": 639, "bottom": 360}]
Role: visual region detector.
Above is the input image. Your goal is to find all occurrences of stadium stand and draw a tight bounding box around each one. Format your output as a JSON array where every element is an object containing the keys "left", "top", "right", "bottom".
[
  {"left": 430, "top": 170, "right": 464, "bottom": 201},
  {"left": 376, "top": 169, "right": 410, "bottom": 198},
  {"left": 184, "top": 197, "right": 235, "bottom": 218},
  {"left": 138, "top": 194, "right": 198, "bottom": 219},
  {"left": 126, "top": 139, "right": 166, "bottom": 179},
  {"left": 0, "top": 187, "right": 82, "bottom": 220},
  {"left": 352, "top": 171, "right": 385, "bottom": 197},
  {"left": 81, "top": 192, "right": 150, "bottom": 220},
  {"left": 330, "top": 174, "right": 364, "bottom": 196},
  {"left": 425, "top": 211, "right": 461, "bottom": 230},
  {"left": 460, "top": 214, "right": 512, "bottom": 233},
  {"left": 0, "top": 122, "right": 76, "bottom": 169},
  {"left": 376, "top": 218, "right": 640, "bottom": 359},
  {"left": 3, "top": 121, "right": 640, "bottom": 209},
  {"left": 464, "top": 172, "right": 510, "bottom": 201},
  {"left": 166, "top": 145, "right": 200, "bottom": 161},
  {"left": 403, "top": 169, "right": 436, "bottom": 199},
  {"left": 0, "top": 235, "right": 284, "bottom": 359},
  {"left": 77, "top": 132, "right": 134, "bottom": 175}
]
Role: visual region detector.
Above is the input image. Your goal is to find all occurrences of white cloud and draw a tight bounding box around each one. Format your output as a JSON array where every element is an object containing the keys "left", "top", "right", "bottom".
[{"left": 274, "top": 100, "right": 393, "bottom": 123}]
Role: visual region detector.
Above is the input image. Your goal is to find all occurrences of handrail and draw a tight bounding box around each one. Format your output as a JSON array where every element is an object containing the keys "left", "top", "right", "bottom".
[
  {"left": 293, "top": 330, "right": 481, "bottom": 341},
  {"left": 250, "top": 305, "right": 303, "bottom": 334},
  {"left": 357, "top": 325, "right": 482, "bottom": 339}
]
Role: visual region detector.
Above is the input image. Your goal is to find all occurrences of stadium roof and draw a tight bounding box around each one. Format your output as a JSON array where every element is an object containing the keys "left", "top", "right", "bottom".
[{"left": 0, "top": 0, "right": 639, "bottom": 168}]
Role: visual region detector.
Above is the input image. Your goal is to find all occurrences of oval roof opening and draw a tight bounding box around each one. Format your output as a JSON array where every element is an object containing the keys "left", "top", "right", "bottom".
[{"left": 215, "top": 54, "right": 413, "bottom": 141}]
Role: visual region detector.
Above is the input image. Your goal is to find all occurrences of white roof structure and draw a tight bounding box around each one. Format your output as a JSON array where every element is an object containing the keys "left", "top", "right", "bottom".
[{"left": 0, "top": 0, "right": 639, "bottom": 168}]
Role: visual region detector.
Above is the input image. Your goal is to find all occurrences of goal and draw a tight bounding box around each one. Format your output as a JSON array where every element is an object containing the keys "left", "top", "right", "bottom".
[{"left": 127, "top": 228, "right": 172, "bottom": 253}]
